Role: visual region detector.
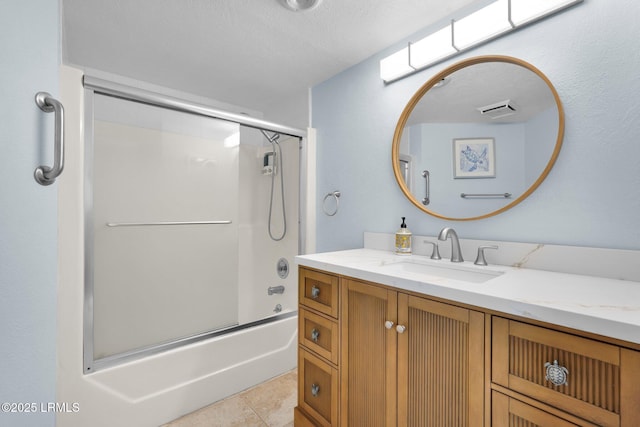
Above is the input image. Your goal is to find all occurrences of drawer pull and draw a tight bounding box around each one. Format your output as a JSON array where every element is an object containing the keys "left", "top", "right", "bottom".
[
  {"left": 544, "top": 360, "right": 569, "bottom": 386},
  {"left": 311, "top": 383, "right": 320, "bottom": 397},
  {"left": 311, "top": 285, "right": 320, "bottom": 299},
  {"left": 396, "top": 325, "right": 407, "bottom": 334},
  {"left": 311, "top": 328, "right": 320, "bottom": 342}
]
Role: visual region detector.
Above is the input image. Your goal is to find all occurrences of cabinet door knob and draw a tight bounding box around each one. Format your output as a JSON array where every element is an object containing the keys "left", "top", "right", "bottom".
[
  {"left": 396, "top": 325, "right": 406, "bottom": 334},
  {"left": 384, "top": 320, "right": 395, "bottom": 329},
  {"left": 311, "top": 383, "right": 320, "bottom": 397},
  {"left": 311, "top": 285, "right": 320, "bottom": 299},
  {"left": 311, "top": 328, "right": 320, "bottom": 342}
]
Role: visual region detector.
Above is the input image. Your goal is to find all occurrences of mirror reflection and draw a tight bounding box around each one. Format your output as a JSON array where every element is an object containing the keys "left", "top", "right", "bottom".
[{"left": 393, "top": 56, "right": 564, "bottom": 220}]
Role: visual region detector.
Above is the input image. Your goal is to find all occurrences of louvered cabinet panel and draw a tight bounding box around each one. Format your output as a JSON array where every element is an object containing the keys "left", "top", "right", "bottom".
[
  {"left": 493, "top": 317, "right": 622, "bottom": 426},
  {"left": 397, "top": 294, "right": 485, "bottom": 427},
  {"left": 341, "top": 278, "right": 397, "bottom": 427}
]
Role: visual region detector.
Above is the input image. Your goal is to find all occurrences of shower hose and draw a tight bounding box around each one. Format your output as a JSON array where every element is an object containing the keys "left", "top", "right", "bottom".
[{"left": 267, "top": 136, "right": 286, "bottom": 241}]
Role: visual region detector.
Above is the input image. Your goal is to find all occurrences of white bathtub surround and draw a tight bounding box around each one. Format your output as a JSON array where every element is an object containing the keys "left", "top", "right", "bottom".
[
  {"left": 163, "top": 369, "right": 297, "bottom": 427},
  {"left": 296, "top": 234, "right": 640, "bottom": 346}
]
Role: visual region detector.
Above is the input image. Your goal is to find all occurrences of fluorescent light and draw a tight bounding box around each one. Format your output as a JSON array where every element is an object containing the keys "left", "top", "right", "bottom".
[
  {"left": 510, "top": 0, "right": 581, "bottom": 26},
  {"left": 380, "top": 47, "right": 414, "bottom": 82},
  {"left": 454, "top": 0, "right": 512, "bottom": 50},
  {"left": 409, "top": 26, "right": 458, "bottom": 69},
  {"left": 379, "top": 0, "right": 582, "bottom": 82}
]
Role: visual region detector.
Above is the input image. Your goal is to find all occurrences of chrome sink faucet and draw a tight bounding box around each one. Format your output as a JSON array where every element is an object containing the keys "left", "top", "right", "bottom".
[{"left": 438, "top": 227, "right": 464, "bottom": 262}]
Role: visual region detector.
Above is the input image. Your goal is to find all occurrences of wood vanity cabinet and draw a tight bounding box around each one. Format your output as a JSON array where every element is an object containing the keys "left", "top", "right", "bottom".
[
  {"left": 297, "top": 267, "right": 485, "bottom": 427},
  {"left": 340, "top": 278, "right": 485, "bottom": 427},
  {"left": 295, "top": 266, "right": 640, "bottom": 427}
]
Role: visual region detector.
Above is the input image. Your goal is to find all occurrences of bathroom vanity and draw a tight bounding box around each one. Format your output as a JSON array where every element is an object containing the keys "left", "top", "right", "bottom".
[{"left": 293, "top": 247, "right": 640, "bottom": 427}]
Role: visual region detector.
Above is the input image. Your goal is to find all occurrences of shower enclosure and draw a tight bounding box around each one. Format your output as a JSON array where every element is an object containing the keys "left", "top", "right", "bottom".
[{"left": 83, "top": 78, "right": 304, "bottom": 372}]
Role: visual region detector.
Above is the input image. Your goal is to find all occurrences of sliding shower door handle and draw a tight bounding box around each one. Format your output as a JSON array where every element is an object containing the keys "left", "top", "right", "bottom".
[{"left": 34, "top": 92, "right": 65, "bottom": 186}]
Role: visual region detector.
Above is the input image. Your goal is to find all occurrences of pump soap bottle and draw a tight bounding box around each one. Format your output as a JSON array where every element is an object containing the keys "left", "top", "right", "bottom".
[{"left": 395, "top": 217, "right": 412, "bottom": 255}]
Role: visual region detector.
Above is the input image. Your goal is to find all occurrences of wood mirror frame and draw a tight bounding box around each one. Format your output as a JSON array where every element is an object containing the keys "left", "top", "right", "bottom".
[{"left": 391, "top": 55, "right": 565, "bottom": 221}]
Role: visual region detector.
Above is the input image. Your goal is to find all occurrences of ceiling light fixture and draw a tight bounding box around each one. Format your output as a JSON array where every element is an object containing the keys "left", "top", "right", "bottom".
[
  {"left": 279, "top": 0, "right": 322, "bottom": 12},
  {"left": 380, "top": 0, "right": 583, "bottom": 83}
]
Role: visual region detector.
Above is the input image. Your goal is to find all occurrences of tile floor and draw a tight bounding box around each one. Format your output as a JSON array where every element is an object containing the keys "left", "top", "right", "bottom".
[{"left": 162, "top": 369, "right": 297, "bottom": 427}]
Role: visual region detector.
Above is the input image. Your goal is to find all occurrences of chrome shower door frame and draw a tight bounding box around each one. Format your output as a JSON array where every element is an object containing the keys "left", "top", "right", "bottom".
[{"left": 82, "top": 78, "right": 307, "bottom": 373}]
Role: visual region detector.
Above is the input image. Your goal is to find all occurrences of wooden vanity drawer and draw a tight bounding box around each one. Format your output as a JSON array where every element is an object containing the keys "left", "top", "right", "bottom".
[
  {"left": 298, "top": 347, "right": 339, "bottom": 427},
  {"left": 299, "top": 307, "right": 339, "bottom": 365},
  {"left": 492, "top": 391, "right": 598, "bottom": 427},
  {"left": 492, "top": 317, "right": 622, "bottom": 426},
  {"left": 299, "top": 267, "right": 339, "bottom": 318}
]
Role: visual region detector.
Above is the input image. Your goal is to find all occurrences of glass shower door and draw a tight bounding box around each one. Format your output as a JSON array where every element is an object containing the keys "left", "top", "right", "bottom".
[{"left": 89, "top": 94, "right": 240, "bottom": 361}]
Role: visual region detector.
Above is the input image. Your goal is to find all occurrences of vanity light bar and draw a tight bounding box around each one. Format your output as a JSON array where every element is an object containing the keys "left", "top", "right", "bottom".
[{"left": 380, "top": 0, "right": 583, "bottom": 83}]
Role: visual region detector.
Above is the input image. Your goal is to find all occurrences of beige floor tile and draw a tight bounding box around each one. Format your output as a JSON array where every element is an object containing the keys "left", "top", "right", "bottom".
[
  {"left": 240, "top": 370, "right": 297, "bottom": 427},
  {"left": 164, "top": 395, "right": 267, "bottom": 427}
]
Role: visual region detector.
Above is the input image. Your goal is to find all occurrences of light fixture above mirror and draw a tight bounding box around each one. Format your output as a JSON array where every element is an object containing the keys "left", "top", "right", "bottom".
[{"left": 380, "top": 0, "right": 583, "bottom": 83}]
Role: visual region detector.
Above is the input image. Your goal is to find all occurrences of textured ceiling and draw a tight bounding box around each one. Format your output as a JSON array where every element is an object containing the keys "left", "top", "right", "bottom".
[
  {"left": 62, "top": 0, "right": 478, "bottom": 113},
  {"left": 407, "top": 61, "right": 556, "bottom": 125}
]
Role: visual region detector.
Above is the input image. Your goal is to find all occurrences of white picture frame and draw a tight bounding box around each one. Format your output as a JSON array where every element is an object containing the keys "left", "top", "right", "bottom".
[{"left": 453, "top": 138, "right": 495, "bottom": 179}]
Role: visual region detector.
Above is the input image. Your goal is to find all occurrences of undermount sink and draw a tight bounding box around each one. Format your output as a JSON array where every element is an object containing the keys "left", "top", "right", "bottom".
[{"left": 379, "top": 258, "right": 504, "bottom": 283}]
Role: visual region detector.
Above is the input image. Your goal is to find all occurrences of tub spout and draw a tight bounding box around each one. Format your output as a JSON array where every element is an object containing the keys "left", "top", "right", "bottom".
[{"left": 268, "top": 285, "right": 285, "bottom": 295}]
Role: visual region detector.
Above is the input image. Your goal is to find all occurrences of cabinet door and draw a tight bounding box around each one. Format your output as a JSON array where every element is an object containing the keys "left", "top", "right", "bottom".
[
  {"left": 397, "top": 294, "right": 485, "bottom": 427},
  {"left": 341, "top": 279, "right": 398, "bottom": 427}
]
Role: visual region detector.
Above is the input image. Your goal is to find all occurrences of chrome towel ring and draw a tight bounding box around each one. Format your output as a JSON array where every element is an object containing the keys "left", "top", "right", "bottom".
[{"left": 322, "top": 191, "right": 341, "bottom": 216}]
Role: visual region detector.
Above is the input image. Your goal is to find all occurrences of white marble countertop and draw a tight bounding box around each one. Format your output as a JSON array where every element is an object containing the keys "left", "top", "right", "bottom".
[{"left": 296, "top": 248, "right": 640, "bottom": 346}]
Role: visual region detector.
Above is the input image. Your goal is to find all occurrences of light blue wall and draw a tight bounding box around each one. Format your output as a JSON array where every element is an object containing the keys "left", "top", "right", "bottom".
[
  {"left": 410, "top": 122, "right": 526, "bottom": 218},
  {"left": 0, "top": 1, "right": 59, "bottom": 426},
  {"left": 313, "top": 0, "right": 640, "bottom": 252}
]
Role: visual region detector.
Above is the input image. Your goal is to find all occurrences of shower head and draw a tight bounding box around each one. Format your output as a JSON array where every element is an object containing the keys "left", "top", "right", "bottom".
[{"left": 260, "top": 129, "right": 280, "bottom": 144}]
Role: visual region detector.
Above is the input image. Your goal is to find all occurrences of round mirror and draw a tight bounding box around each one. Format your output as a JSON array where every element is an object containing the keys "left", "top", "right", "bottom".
[{"left": 392, "top": 55, "right": 564, "bottom": 221}]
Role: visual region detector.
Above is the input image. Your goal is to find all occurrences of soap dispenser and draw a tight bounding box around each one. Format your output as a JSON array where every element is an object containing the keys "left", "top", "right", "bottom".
[{"left": 395, "top": 217, "right": 412, "bottom": 255}]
